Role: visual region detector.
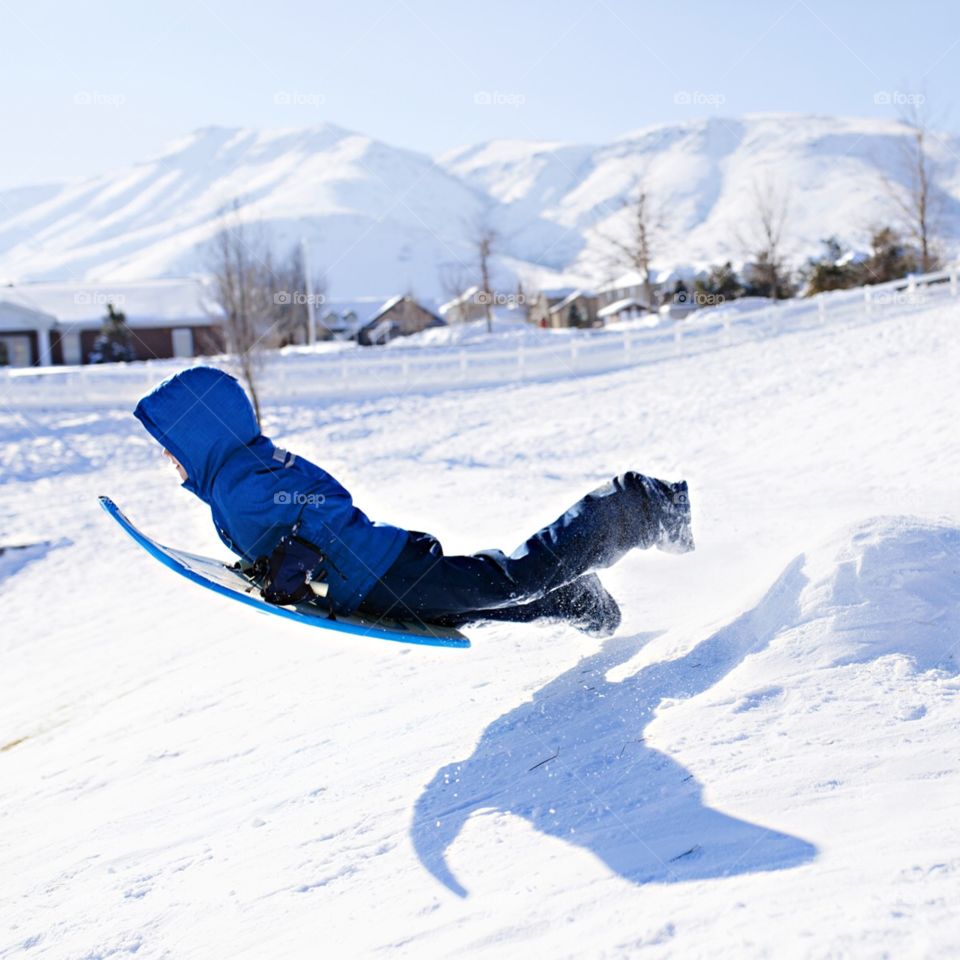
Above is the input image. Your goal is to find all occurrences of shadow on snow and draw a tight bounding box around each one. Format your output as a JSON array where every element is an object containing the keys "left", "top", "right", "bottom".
[{"left": 411, "top": 555, "right": 817, "bottom": 896}]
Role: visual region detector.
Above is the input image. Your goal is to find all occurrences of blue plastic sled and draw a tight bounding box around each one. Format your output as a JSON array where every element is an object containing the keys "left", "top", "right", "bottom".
[{"left": 99, "top": 496, "right": 470, "bottom": 649}]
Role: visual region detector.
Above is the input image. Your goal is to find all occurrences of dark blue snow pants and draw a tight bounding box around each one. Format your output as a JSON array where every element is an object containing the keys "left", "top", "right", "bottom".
[{"left": 355, "top": 471, "right": 679, "bottom": 626}]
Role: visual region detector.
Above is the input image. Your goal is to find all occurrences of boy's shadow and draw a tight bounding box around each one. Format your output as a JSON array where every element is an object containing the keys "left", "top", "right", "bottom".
[{"left": 412, "top": 556, "right": 817, "bottom": 896}]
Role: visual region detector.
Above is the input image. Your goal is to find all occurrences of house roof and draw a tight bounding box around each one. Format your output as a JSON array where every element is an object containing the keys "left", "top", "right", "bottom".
[
  {"left": 0, "top": 299, "right": 58, "bottom": 332},
  {"left": 597, "top": 270, "right": 647, "bottom": 293},
  {"left": 365, "top": 294, "right": 444, "bottom": 327},
  {"left": 0, "top": 278, "right": 222, "bottom": 328},
  {"left": 597, "top": 297, "right": 645, "bottom": 318},
  {"left": 438, "top": 285, "right": 481, "bottom": 316},
  {"left": 548, "top": 288, "right": 596, "bottom": 314}
]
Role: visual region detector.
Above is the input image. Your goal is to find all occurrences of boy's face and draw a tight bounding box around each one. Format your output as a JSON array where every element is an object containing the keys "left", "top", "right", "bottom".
[{"left": 163, "top": 449, "right": 188, "bottom": 481}]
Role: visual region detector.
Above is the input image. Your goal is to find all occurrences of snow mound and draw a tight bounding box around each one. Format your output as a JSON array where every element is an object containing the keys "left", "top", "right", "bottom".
[
  {"left": 411, "top": 516, "right": 958, "bottom": 897},
  {"left": 794, "top": 516, "right": 960, "bottom": 675}
]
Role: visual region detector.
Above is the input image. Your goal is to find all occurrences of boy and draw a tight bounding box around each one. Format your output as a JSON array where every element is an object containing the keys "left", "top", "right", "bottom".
[{"left": 135, "top": 366, "right": 694, "bottom": 637}]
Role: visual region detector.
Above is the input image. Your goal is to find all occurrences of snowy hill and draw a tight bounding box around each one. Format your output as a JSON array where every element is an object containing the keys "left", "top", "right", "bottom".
[
  {"left": 440, "top": 113, "right": 960, "bottom": 281},
  {"left": 1, "top": 275, "right": 958, "bottom": 956},
  {"left": 0, "top": 124, "right": 488, "bottom": 297},
  {"left": 2, "top": 114, "right": 960, "bottom": 297}
]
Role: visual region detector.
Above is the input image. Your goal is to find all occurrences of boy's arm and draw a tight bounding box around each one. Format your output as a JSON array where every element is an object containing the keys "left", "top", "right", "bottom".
[{"left": 252, "top": 526, "right": 330, "bottom": 605}]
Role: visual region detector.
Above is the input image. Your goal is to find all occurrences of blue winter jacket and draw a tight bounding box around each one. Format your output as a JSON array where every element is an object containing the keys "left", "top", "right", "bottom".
[{"left": 134, "top": 366, "right": 408, "bottom": 613}]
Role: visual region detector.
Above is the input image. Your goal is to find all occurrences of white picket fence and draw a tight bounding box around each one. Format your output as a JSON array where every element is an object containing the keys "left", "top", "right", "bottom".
[{"left": 2, "top": 266, "right": 957, "bottom": 410}]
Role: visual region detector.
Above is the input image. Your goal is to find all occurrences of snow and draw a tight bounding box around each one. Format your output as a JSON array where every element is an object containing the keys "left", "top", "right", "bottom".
[{"left": 1, "top": 286, "right": 959, "bottom": 958}]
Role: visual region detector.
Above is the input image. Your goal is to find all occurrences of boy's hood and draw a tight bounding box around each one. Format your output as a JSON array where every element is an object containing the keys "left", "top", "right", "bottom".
[{"left": 134, "top": 366, "right": 260, "bottom": 502}]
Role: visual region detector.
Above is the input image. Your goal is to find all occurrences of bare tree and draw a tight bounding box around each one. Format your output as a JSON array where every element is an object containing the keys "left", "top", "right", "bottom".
[
  {"left": 738, "top": 178, "right": 792, "bottom": 300},
  {"left": 268, "top": 243, "right": 328, "bottom": 346},
  {"left": 465, "top": 213, "right": 499, "bottom": 333},
  {"left": 881, "top": 102, "right": 943, "bottom": 273},
  {"left": 437, "top": 260, "right": 473, "bottom": 322},
  {"left": 206, "top": 201, "right": 275, "bottom": 427},
  {"left": 600, "top": 181, "right": 664, "bottom": 309}
]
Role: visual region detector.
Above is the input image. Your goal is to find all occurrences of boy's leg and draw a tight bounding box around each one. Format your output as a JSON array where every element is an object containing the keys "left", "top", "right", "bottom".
[
  {"left": 356, "top": 471, "right": 690, "bottom": 625},
  {"left": 432, "top": 573, "right": 620, "bottom": 637}
]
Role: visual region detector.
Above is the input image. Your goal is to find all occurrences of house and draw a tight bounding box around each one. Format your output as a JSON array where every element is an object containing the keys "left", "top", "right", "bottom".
[
  {"left": 295, "top": 298, "right": 402, "bottom": 342},
  {"left": 356, "top": 295, "right": 445, "bottom": 346},
  {"left": 0, "top": 299, "right": 58, "bottom": 366},
  {"left": 597, "top": 270, "right": 657, "bottom": 312},
  {"left": 0, "top": 278, "right": 224, "bottom": 366},
  {"left": 596, "top": 297, "right": 650, "bottom": 324},
  {"left": 598, "top": 266, "right": 700, "bottom": 321},
  {"left": 438, "top": 285, "right": 487, "bottom": 325},
  {"left": 527, "top": 288, "right": 599, "bottom": 328}
]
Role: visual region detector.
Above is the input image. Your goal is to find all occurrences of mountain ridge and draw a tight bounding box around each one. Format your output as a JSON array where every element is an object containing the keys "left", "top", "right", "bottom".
[{"left": 2, "top": 113, "right": 957, "bottom": 298}]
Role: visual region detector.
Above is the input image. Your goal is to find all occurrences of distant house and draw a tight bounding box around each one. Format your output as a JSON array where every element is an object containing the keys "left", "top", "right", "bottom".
[
  {"left": 528, "top": 288, "right": 599, "bottom": 328},
  {"left": 320, "top": 308, "right": 363, "bottom": 341},
  {"left": 0, "top": 278, "right": 224, "bottom": 366},
  {"left": 597, "top": 297, "right": 650, "bottom": 324},
  {"left": 0, "top": 300, "right": 59, "bottom": 366},
  {"left": 597, "top": 270, "right": 658, "bottom": 312},
  {"left": 438, "top": 285, "right": 487, "bottom": 325},
  {"left": 356, "top": 295, "right": 445, "bottom": 346},
  {"left": 598, "top": 266, "right": 699, "bottom": 320}
]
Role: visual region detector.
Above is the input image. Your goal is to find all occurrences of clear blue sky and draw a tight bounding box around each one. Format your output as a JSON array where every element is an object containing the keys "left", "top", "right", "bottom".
[{"left": 1, "top": 0, "right": 958, "bottom": 188}]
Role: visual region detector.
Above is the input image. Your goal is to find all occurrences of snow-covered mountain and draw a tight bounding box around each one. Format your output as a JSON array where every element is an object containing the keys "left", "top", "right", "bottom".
[{"left": 2, "top": 114, "right": 959, "bottom": 297}]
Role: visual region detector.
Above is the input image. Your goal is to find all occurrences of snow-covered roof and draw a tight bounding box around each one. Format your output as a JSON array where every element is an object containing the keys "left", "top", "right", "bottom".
[
  {"left": 365, "top": 294, "right": 442, "bottom": 326},
  {"left": 548, "top": 288, "right": 595, "bottom": 314},
  {"left": 652, "top": 264, "right": 697, "bottom": 284},
  {"left": 0, "top": 299, "right": 58, "bottom": 331},
  {"left": 319, "top": 298, "right": 393, "bottom": 329},
  {"left": 597, "top": 297, "right": 645, "bottom": 318},
  {"left": 438, "top": 285, "right": 481, "bottom": 316},
  {"left": 597, "top": 270, "right": 647, "bottom": 293},
  {"left": 0, "top": 278, "right": 221, "bottom": 328},
  {"left": 598, "top": 265, "right": 696, "bottom": 294}
]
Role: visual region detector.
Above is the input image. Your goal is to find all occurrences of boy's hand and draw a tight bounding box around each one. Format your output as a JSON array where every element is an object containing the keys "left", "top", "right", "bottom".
[{"left": 255, "top": 530, "right": 326, "bottom": 605}]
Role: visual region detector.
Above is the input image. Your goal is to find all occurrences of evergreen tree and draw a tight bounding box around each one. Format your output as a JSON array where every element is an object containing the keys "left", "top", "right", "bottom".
[
  {"left": 864, "top": 226, "right": 919, "bottom": 284},
  {"left": 803, "top": 237, "right": 861, "bottom": 294},
  {"left": 694, "top": 262, "right": 744, "bottom": 305},
  {"left": 88, "top": 303, "right": 136, "bottom": 363}
]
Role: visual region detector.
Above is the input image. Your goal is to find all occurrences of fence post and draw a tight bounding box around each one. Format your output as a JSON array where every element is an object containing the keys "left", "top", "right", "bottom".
[
  {"left": 569, "top": 340, "right": 578, "bottom": 367},
  {"left": 517, "top": 344, "right": 525, "bottom": 378},
  {"left": 817, "top": 294, "right": 826, "bottom": 324},
  {"left": 951, "top": 267, "right": 958, "bottom": 297},
  {"left": 673, "top": 323, "right": 682, "bottom": 353},
  {"left": 623, "top": 331, "right": 632, "bottom": 356},
  {"left": 864, "top": 287, "right": 872, "bottom": 317}
]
